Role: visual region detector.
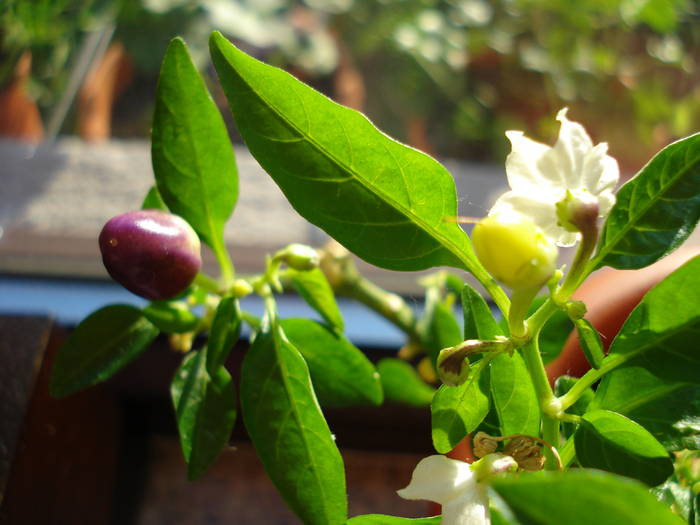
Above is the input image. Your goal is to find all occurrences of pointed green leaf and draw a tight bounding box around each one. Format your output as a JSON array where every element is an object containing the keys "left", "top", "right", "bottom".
[
  {"left": 280, "top": 318, "right": 382, "bottom": 407},
  {"left": 422, "top": 301, "right": 463, "bottom": 363},
  {"left": 210, "top": 31, "right": 478, "bottom": 272},
  {"left": 347, "top": 516, "right": 440, "bottom": 524},
  {"left": 171, "top": 348, "right": 237, "bottom": 480},
  {"left": 50, "top": 305, "right": 159, "bottom": 398},
  {"left": 206, "top": 297, "right": 241, "bottom": 376},
  {"left": 152, "top": 37, "right": 238, "bottom": 251},
  {"left": 141, "top": 185, "right": 168, "bottom": 211},
  {"left": 489, "top": 351, "right": 540, "bottom": 437},
  {"left": 536, "top": 300, "right": 572, "bottom": 365},
  {"left": 142, "top": 301, "right": 200, "bottom": 333},
  {"left": 431, "top": 366, "right": 490, "bottom": 453},
  {"left": 288, "top": 268, "right": 344, "bottom": 332},
  {"left": 574, "top": 318, "right": 604, "bottom": 369},
  {"left": 592, "top": 133, "right": 700, "bottom": 270},
  {"left": 462, "top": 283, "right": 499, "bottom": 340},
  {"left": 240, "top": 321, "right": 347, "bottom": 525},
  {"left": 591, "top": 256, "right": 700, "bottom": 450},
  {"left": 491, "top": 469, "right": 685, "bottom": 525},
  {"left": 377, "top": 358, "right": 435, "bottom": 407},
  {"left": 574, "top": 410, "right": 673, "bottom": 486}
]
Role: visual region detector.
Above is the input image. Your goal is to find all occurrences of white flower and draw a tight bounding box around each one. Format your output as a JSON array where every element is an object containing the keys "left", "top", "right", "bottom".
[
  {"left": 490, "top": 108, "right": 619, "bottom": 246},
  {"left": 397, "top": 455, "right": 490, "bottom": 525}
]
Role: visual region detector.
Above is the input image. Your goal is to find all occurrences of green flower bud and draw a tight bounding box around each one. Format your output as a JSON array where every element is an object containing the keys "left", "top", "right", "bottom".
[
  {"left": 472, "top": 213, "right": 558, "bottom": 290},
  {"left": 278, "top": 243, "right": 320, "bottom": 271},
  {"left": 555, "top": 189, "right": 600, "bottom": 235}
]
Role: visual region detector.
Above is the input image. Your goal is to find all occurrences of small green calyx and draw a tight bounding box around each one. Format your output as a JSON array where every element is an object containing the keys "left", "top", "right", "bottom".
[
  {"left": 472, "top": 213, "right": 558, "bottom": 291},
  {"left": 471, "top": 453, "right": 518, "bottom": 483},
  {"left": 555, "top": 189, "right": 599, "bottom": 235}
]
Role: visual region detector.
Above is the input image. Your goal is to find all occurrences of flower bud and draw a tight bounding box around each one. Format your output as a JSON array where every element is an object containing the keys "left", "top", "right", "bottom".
[
  {"left": 99, "top": 210, "right": 201, "bottom": 300},
  {"left": 472, "top": 213, "right": 558, "bottom": 290},
  {"left": 471, "top": 453, "right": 518, "bottom": 483},
  {"left": 437, "top": 337, "right": 510, "bottom": 386},
  {"left": 278, "top": 243, "right": 320, "bottom": 271}
]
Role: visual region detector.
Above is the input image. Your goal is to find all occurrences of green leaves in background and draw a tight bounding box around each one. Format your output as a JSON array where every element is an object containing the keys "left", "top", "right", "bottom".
[
  {"left": 51, "top": 305, "right": 159, "bottom": 398},
  {"left": 574, "top": 409, "right": 673, "bottom": 486},
  {"left": 152, "top": 38, "right": 238, "bottom": 252},
  {"left": 142, "top": 301, "right": 199, "bottom": 333},
  {"left": 377, "top": 358, "right": 435, "bottom": 407},
  {"left": 491, "top": 469, "right": 685, "bottom": 524},
  {"left": 462, "top": 283, "right": 498, "bottom": 340},
  {"left": 210, "top": 31, "right": 477, "bottom": 273},
  {"left": 348, "top": 516, "right": 440, "bottom": 524},
  {"left": 281, "top": 318, "right": 382, "bottom": 407},
  {"left": 593, "top": 133, "right": 700, "bottom": 270},
  {"left": 288, "top": 268, "right": 344, "bottom": 332},
  {"left": 240, "top": 321, "right": 347, "bottom": 525},
  {"left": 206, "top": 297, "right": 241, "bottom": 376},
  {"left": 420, "top": 300, "right": 463, "bottom": 364},
  {"left": 590, "top": 256, "right": 700, "bottom": 450},
  {"left": 171, "top": 347, "right": 236, "bottom": 480}
]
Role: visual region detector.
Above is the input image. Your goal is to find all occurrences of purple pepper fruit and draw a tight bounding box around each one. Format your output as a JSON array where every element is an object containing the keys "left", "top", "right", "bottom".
[{"left": 99, "top": 210, "right": 202, "bottom": 300}]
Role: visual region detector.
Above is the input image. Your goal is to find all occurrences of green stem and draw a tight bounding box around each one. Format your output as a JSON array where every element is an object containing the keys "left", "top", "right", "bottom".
[
  {"left": 558, "top": 355, "right": 622, "bottom": 411},
  {"left": 469, "top": 263, "right": 511, "bottom": 320},
  {"left": 212, "top": 237, "right": 235, "bottom": 287},
  {"left": 508, "top": 286, "right": 539, "bottom": 339},
  {"left": 338, "top": 273, "right": 421, "bottom": 342},
  {"left": 520, "top": 336, "right": 560, "bottom": 469},
  {"left": 194, "top": 272, "right": 221, "bottom": 294}
]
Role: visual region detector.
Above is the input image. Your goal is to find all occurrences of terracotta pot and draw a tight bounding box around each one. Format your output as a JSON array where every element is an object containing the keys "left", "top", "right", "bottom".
[{"left": 546, "top": 247, "right": 699, "bottom": 381}]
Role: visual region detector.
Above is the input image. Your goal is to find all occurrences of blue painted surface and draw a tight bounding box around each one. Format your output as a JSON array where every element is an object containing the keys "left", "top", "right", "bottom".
[{"left": 0, "top": 275, "right": 409, "bottom": 348}]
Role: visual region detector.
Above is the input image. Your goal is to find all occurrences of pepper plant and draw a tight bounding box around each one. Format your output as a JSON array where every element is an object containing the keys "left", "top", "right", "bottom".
[{"left": 50, "top": 33, "right": 700, "bottom": 524}]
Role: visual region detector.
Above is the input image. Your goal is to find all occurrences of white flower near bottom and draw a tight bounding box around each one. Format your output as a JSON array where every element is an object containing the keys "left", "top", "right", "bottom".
[
  {"left": 397, "top": 455, "right": 490, "bottom": 525},
  {"left": 490, "top": 108, "right": 619, "bottom": 247}
]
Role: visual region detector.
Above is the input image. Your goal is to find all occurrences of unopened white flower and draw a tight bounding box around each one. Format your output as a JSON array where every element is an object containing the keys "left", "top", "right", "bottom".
[
  {"left": 398, "top": 454, "right": 518, "bottom": 524},
  {"left": 490, "top": 108, "right": 619, "bottom": 246}
]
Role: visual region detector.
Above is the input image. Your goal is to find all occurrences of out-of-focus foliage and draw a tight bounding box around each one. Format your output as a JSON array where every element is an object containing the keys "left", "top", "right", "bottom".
[{"left": 3, "top": 0, "right": 699, "bottom": 168}]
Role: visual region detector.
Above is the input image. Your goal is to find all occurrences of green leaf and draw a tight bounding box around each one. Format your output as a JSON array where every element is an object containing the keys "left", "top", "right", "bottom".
[
  {"left": 50, "top": 305, "right": 159, "bottom": 398},
  {"left": 431, "top": 366, "right": 490, "bottom": 453},
  {"left": 592, "top": 133, "right": 700, "bottom": 270},
  {"left": 574, "top": 409, "right": 673, "bottom": 486},
  {"left": 206, "top": 297, "right": 241, "bottom": 376},
  {"left": 347, "top": 516, "right": 440, "bottom": 524},
  {"left": 489, "top": 351, "right": 540, "bottom": 437},
  {"left": 574, "top": 318, "right": 604, "bottom": 369},
  {"left": 462, "top": 283, "right": 499, "bottom": 340},
  {"left": 141, "top": 185, "right": 168, "bottom": 211},
  {"left": 152, "top": 37, "right": 238, "bottom": 251},
  {"left": 288, "top": 268, "right": 344, "bottom": 332},
  {"left": 377, "top": 358, "right": 435, "bottom": 407},
  {"left": 491, "top": 469, "right": 685, "bottom": 525},
  {"left": 142, "top": 301, "right": 200, "bottom": 333},
  {"left": 171, "top": 348, "right": 237, "bottom": 480},
  {"left": 590, "top": 256, "right": 700, "bottom": 450},
  {"left": 280, "top": 318, "right": 382, "bottom": 407},
  {"left": 240, "top": 320, "right": 347, "bottom": 525},
  {"left": 209, "top": 31, "right": 477, "bottom": 272}
]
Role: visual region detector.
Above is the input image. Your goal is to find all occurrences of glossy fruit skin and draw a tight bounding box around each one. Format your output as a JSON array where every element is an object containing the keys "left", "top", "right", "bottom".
[{"left": 99, "top": 210, "right": 201, "bottom": 300}]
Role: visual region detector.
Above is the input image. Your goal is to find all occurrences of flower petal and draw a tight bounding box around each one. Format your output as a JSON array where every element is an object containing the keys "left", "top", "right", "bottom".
[
  {"left": 441, "top": 483, "right": 490, "bottom": 525},
  {"left": 551, "top": 108, "right": 594, "bottom": 188},
  {"left": 504, "top": 130, "right": 555, "bottom": 194},
  {"left": 397, "top": 455, "right": 476, "bottom": 505},
  {"left": 490, "top": 191, "right": 560, "bottom": 241}
]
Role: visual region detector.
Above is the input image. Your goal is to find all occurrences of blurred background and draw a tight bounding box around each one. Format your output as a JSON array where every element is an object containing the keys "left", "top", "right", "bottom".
[{"left": 2, "top": 0, "right": 699, "bottom": 169}]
